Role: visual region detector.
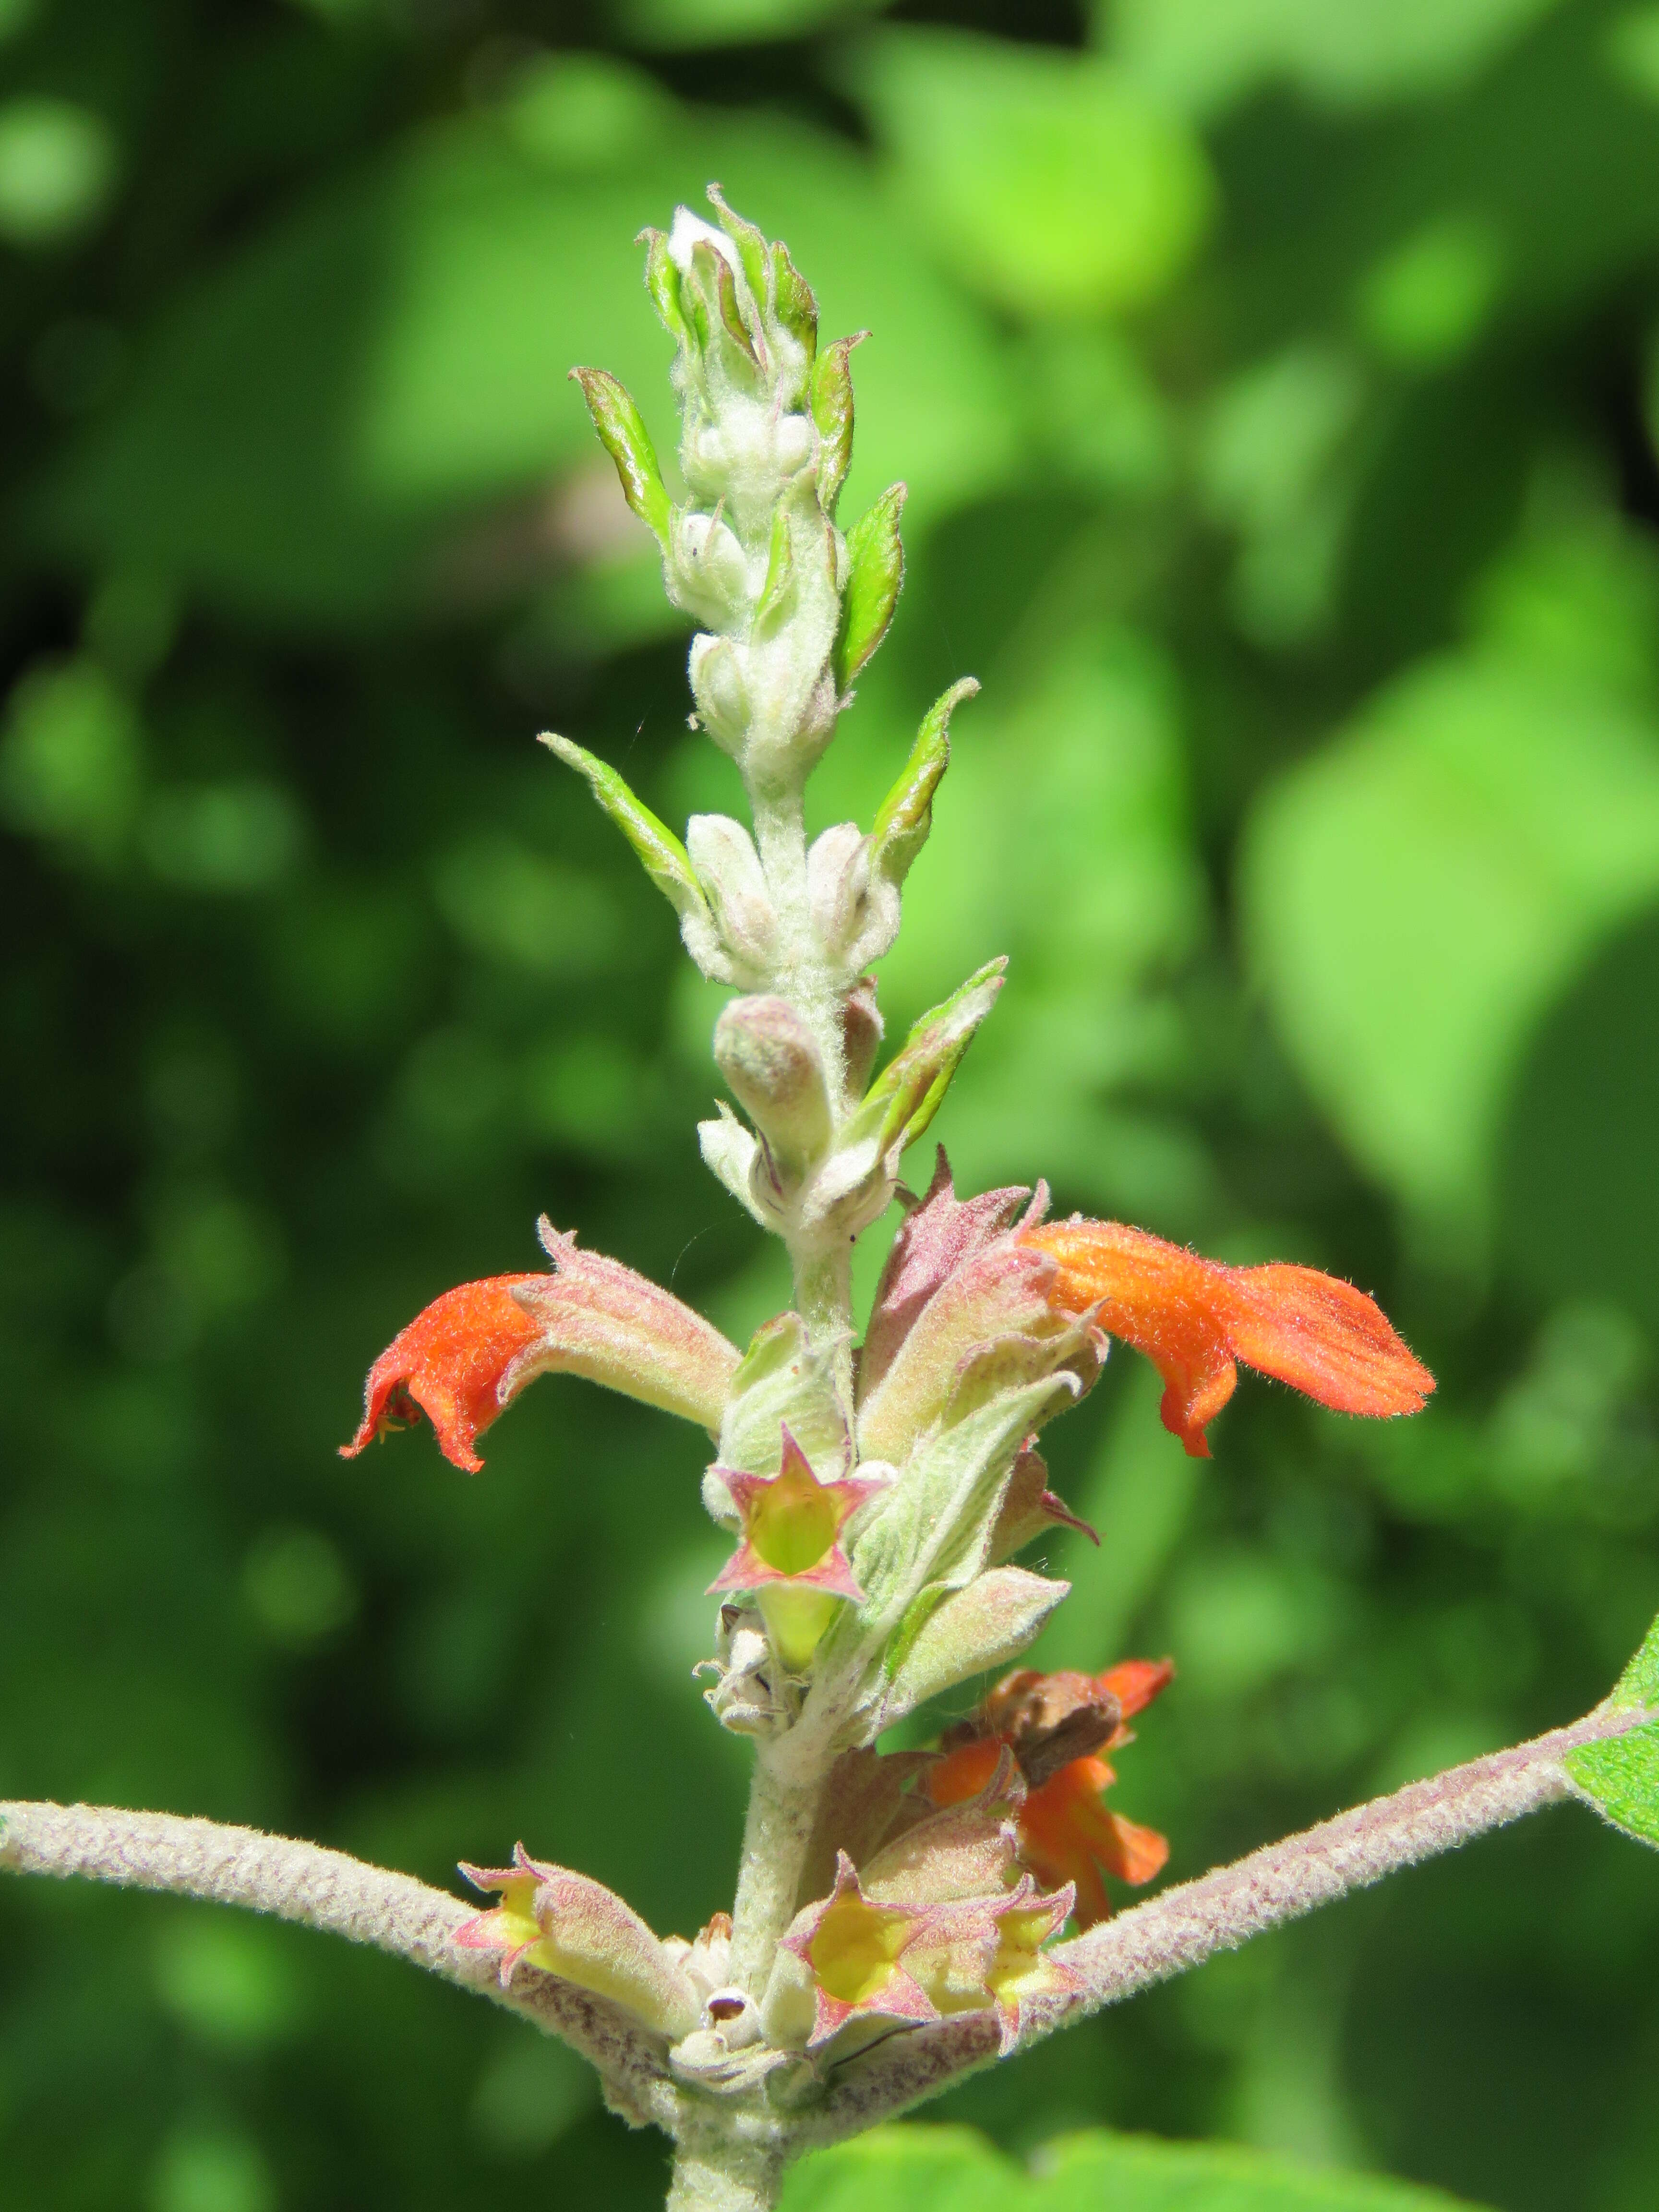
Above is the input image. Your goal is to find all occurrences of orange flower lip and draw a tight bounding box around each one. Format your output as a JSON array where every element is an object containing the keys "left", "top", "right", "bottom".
[
  {"left": 340, "top": 1275, "right": 544, "bottom": 1474},
  {"left": 1018, "top": 1219, "right": 1434, "bottom": 1457}
]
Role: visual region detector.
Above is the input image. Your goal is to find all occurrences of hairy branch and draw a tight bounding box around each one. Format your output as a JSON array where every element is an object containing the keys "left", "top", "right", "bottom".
[
  {"left": 802, "top": 1700, "right": 1651, "bottom": 2145},
  {"left": 0, "top": 1800, "right": 681, "bottom": 2132}
]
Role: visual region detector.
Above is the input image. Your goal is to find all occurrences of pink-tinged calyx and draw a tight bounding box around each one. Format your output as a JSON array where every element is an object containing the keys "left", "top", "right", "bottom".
[
  {"left": 779, "top": 1851, "right": 942, "bottom": 2049},
  {"left": 708, "top": 1427, "right": 885, "bottom": 1671},
  {"left": 454, "top": 1842, "right": 699, "bottom": 2039}
]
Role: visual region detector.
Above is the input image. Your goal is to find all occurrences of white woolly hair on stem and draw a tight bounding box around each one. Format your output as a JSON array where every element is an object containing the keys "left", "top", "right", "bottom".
[{"left": 0, "top": 1800, "right": 682, "bottom": 2134}]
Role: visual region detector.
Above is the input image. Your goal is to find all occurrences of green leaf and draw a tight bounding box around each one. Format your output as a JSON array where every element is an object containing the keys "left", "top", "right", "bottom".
[
  {"left": 1239, "top": 649, "right": 1659, "bottom": 1225},
  {"left": 540, "top": 733, "right": 709, "bottom": 929},
  {"left": 781, "top": 2123, "right": 1494, "bottom": 2210},
  {"left": 853, "top": 31, "right": 1213, "bottom": 319},
  {"left": 567, "top": 366, "right": 672, "bottom": 549},
  {"left": 835, "top": 482, "right": 907, "bottom": 691},
  {"left": 1564, "top": 1611, "right": 1659, "bottom": 1848},
  {"left": 871, "top": 677, "right": 978, "bottom": 891}
]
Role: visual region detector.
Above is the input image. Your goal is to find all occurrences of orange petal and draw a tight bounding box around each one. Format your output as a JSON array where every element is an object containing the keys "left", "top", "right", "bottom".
[
  {"left": 1095, "top": 1811, "right": 1169, "bottom": 1888},
  {"left": 340, "top": 1275, "right": 544, "bottom": 1473},
  {"left": 1020, "top": 1221, "right": 1432, "bottom": 1456},
  {"left": 1226, "top": 1262, "right": 1435, "bottom": 1419},
  {"left": 1096, "top": 1657, "right": 1175, "bottom": 1723},
  {"left": 923, "top": 1736, "right": 1004, "bottom": 1809}
]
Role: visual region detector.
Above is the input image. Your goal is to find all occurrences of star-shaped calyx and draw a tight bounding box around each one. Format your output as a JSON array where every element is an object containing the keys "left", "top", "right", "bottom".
[
  {"left": 707, "top": 1426, "right": 886, "bottom": 1671},
  {"left": 777, "top": 1851, "right": 942, "bottom": 2050}
]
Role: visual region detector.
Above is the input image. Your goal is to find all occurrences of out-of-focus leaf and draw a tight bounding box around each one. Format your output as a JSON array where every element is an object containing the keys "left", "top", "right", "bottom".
[
  {"left": 853, "top": 30, "right": 1213, "bottom": 320},
  {"left": 616, "top": 0, "right": 888, "bottom": 50},
  {"left": 1111, "top": 0, "right": 1565, "bottom": 117},
  {"left": 0, "top": 97, "right": 118, "bottom": 245},
  {"left": 1499, "top": 908, "right": 1659, "bottom": 1336},
  {"left": 782, "top": 2122, "right": 1492, "bottom": 2208},
  {"left": 1240, "top": 642, "right": 1659, "bottom": 1225},
  {"left": 39, "top": 84, "right": 1013, "bottom": 625}
]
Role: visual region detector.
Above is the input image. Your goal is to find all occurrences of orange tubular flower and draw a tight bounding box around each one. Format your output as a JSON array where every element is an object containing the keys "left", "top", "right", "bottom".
[
  {"left": 340, "top": 1275, "right": 543, "bottom": 1474},
  {"left": 926, "top": 1658, "right": 1175, "bottom": 1931},
  {"left": 340, "top": 1221, "right": 740, "bottom": 1475},
  {"left": 1019, "top": 1218, "right": 1434, "bottom": 1458}
]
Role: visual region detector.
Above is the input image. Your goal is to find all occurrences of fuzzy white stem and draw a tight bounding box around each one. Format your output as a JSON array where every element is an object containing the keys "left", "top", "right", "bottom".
[
  {"left": 0, "top": 1799, "right": 681, "bottom": 2131},
  {"left": 799, "top": 1701, "right": 1649, "bottom": 2144},
  {"left": 668, "top": 2130, "right": 785, "bottom": 2212},
  {"left": 728, "top": 1729, "right": 834, "bottom": 1996}
]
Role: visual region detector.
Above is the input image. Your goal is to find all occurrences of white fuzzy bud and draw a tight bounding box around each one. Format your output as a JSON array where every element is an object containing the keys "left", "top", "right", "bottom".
[{"left": 686, "top": 814, "right": 776, "bottom": 982}]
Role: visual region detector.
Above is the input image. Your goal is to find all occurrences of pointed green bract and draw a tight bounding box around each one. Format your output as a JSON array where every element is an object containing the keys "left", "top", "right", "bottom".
[
  {"left": 755, "top": 506, "right": 795, "bottom": 635},
  {"left": 810, "top": 333, "right": 864, "bottom": 515},
  {"left": 872, "top": 677, "right": 979, "bottom": 890},
  {"left": 568, "top": 367, "right": 673, "bottom": 550},
  {"left": 772, "top": 239, "right": 817, "bottom": 363},
  {"left": 541, "top": 733, "right": 708, "bottom": 927},
  {"left": 1565, "top": 1610, "right": 1659, "bottom": 1848},
  {"left": 834, "top": 483, "right": 907, "bottom": 692},
  {"left": 639, "top": 226, "right": 688, "bottom": 347},
  {"left": 708, "top": 184, "right": 770, "bottom": 316},
  {"left": 845, "top": 958, "right": 1005, "bottom": 1160}
]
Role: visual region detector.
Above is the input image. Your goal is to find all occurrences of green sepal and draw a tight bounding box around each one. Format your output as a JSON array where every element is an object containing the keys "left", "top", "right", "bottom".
[
  {"left": 847, "top": 1370, "right": 1074, "bottom": 1636},
  {"left": 843, "top": 957, "right": 1006, "bottom": 1161},
  {"left": 714, "top": 1312, "right": 849, "bottom": 1480},
  {"left": 881, "top": 1566, "right": 1069, "bottom": 1724},
  {"left": 754, "top": 507, "right": 795, "bottom": 636},
  {"left": 567, "top": 368, "right": 673, "bottom": 550},
  {"left": 871, "top": 677, "right": 978, "bottom": 891},
  {"left": 707, "top": 185, "right": 770, "bottom": 319},
  {"left": 811, "top": 333, "right": 865, "bottom": 514},
  {"left": 696, "top": 239, "right": 757, "bottom": 365},
  {"left": 772, "top": 240, "right": 818, "bottom": 362},
  {"left": 638, "top": 227, "right": 689, "bottom": 349},
  {"left": 1565, "top": 1611, "right": 1659, "bottom": 1848},
  {"left": 540, "top": 733, "right": 709, "bottom": 928},
  {"left": 834, "top": 483, "right": 907, "bottom": 693}
]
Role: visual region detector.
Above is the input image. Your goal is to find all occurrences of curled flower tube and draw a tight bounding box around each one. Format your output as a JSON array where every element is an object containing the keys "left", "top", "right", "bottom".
[
  {"left": 927, "top": 1659, "right": 1174, "bottom": 1930},
  {"left": 341, "top": 1218, "right": 740, "bottom": 1473},
  {"left": 1019, "top": 1218, "right": 1434, "bottom": 1457},
  {"left": 707, "top": 1427, "right": 886, "bottom": 1671}
]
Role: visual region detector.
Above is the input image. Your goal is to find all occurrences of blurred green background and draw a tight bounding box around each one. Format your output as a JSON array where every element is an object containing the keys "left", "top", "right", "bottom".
[{"left": 4, "top": 0, "right": 1659, "bottom": 2206}]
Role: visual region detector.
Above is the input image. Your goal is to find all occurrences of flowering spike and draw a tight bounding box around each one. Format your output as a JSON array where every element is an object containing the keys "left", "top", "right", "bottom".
[
  {"left": 1020, "top": 1218, "right": 1434, "bottom": 1456},
  {"left": 708, "top": 1427, "right": 886, "bottom": 1671},
  {"left": 775, "top": 1851, "right": 941, "bottom": 2049},
  {"left": 341, "top": 1275, "right": 544, "bottom": 1473},
  {"left": 455, "top": 1843, "right": 699, "bottom": 2039}
]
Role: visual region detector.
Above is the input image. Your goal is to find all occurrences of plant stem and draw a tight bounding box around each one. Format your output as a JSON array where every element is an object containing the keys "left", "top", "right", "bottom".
[
  {"left": 0, "top": 1798, "right": 680, "bottom": 2131},
  {"left": 727, "top": 1726, "right": 832, "bottom": 1996},
  {"left": 668, "top": 2128, "right": 785, "bottom": 2212}
]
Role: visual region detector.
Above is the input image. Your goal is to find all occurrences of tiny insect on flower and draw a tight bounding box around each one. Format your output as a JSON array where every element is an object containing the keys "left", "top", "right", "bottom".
[{"left": 1019, "top": 1218, "right": 1434, "bottom": 1457}]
